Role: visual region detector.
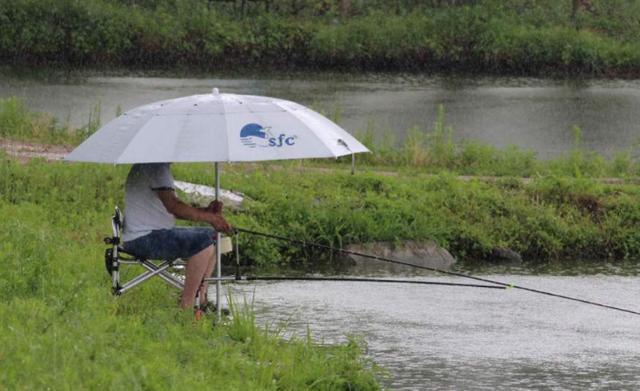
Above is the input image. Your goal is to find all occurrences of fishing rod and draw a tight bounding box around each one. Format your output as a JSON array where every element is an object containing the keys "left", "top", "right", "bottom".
[
  {"left": 234, "top": 227, "right": 640, "bottom": 317},
  {"left": 237, "top": 276, "right": 505, "bottom": 289},
  {"left": 211, "top": 236, "right": 502, "bottom": 289}
]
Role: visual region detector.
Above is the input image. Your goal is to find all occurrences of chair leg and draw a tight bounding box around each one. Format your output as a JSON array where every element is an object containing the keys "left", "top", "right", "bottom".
[
  {"left": 110, "top": 256, "right": 206, "bottom": 320},
  {"left": 116, "top": 261, "right": 175, "bottom": 295},
  {"left": 139, "top": 260, "right": 184, "bottom": 290}
]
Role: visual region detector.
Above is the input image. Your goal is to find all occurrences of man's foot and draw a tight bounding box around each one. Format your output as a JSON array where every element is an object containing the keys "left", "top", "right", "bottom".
[
  {"left": 198, "top": 283, "right": 208, "bottom": 307},
  {"left": 200, "top": 301, "right": 230, "bottom": 316}
]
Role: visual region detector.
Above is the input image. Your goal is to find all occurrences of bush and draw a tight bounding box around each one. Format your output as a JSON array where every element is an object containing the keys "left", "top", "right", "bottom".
[{"left": 3, "top": 0, "right": 640, "bottom": 74}]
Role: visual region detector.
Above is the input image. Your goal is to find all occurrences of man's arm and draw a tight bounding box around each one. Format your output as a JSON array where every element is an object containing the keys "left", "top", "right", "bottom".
[
  {"left": 194, "top": 200, "right": 223, "bottom": 214},
  {"left": 156, "top": 189, "right": 232, "bottom": 233}
]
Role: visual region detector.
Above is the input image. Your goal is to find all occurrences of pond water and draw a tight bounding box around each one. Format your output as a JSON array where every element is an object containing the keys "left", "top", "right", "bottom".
[
  {"left": 223, "top": 271, "right": 640, "bottom": 390},
  {"left": 2, "top": 71, "right": 640, "bottom": 158}
]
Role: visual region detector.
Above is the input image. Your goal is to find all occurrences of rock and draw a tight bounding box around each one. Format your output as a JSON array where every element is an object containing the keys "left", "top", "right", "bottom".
[
  {"left": 174, "top": 180, "right": 246, "bottom": 210},
  {"left": 490, "top": 247, "right": 523, "bottom": 264},
  {"left": 344, "top": 241, "right": 456, "bottom": 274}
]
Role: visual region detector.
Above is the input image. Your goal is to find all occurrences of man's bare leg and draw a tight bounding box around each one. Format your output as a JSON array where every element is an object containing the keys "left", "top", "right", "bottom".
[
  {"left": 198, "top": 245, "right": 217, "bottom": 304},
  {"left": 180, "top": 245, "right": 214, "bottom": 309}
]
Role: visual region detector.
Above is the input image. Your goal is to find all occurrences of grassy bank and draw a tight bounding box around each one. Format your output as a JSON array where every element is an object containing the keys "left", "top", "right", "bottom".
[
  {"left": 0, "top": 96, "right": 100, "bottom": 146},
  {"left": 3, "top": 0, "right": 640, "bottom": 76},
  {"left": 0, "top": 159, "right": 381, "bottom": 389},
  {"left": 181, "top": 165, "right": 640, "bottom": 264},
  {"left": 3, "top": 144, "right": 640, "bottom": 267}
]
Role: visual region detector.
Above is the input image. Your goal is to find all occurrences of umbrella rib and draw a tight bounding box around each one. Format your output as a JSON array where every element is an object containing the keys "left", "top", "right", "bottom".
[{"left": 280, "top": 104, "right": 342, "bottom": 158}]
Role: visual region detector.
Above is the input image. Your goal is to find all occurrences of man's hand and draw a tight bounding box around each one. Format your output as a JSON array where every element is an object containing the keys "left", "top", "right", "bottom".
[
  {"left": 156, "top": 190, "right": 232, "bottom": 233},
  {"left": 207, "top": 200, "right": 223, "bottom": 214},
  {"left": 209, "top": 213, "right": 233, "bottom": 234}
]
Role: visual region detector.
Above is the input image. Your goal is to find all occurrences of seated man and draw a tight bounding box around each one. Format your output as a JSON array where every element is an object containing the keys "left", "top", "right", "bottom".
[{"left": 121, "top": 163, "right": 232, "bottom": 309}]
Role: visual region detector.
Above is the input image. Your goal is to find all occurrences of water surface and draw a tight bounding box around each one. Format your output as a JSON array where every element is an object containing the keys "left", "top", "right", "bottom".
[{"left": 225, "top": 273, "right": 640, "bottom": 390}]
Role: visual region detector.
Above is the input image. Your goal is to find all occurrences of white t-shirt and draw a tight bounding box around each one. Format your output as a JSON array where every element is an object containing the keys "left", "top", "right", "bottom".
[{"left": 122, "top": 163, "right": 176, "bottom": 242}]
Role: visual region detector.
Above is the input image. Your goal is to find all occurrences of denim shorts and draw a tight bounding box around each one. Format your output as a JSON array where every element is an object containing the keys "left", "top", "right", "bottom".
[{"left": 123, "top": 227, "right": 215, "bottom": 260}]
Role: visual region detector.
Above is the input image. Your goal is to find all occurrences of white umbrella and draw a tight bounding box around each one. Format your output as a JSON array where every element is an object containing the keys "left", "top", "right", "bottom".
[
  {"left": 66, "top": 88, "right": 369, "bottom": 317},
  {"left": 65, "top": 88, "right": 368, "bottom": 163}
]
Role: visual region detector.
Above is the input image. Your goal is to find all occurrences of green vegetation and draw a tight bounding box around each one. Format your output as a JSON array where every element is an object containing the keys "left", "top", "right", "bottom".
[
  {"left": 4, "top": 127, "right": 640, "bottom": 266},
  {"left": 182, "top": 165, "right": 640, "bottom": 264},
  {"left": 4, "top": 97, "right": 640, "bottom": 266},
  {"left": 0, "top": 96, "right": 100, "bottom": 145},
  {"left": 0, "top": 158, "right": 380, "bottom": 389},
  {"left": 3, "top": 0, "right": 640, "bottom": 75}
]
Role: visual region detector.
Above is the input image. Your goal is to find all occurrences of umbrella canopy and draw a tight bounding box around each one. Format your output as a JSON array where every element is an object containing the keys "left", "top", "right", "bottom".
[{"left": 65, "top": 88, "right": 369, "bottom": 164}]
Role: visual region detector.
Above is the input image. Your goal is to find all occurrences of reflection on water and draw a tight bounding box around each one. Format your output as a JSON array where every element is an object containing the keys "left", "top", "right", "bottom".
[
  {"left": 2, "top": 70, "right": 640, "bottom": 158},
  {"left": 460, "top": 259, "right": 640, "bottom": 277},
  {"left": 267, "top": 256, "right": 640, "bottom": 279},
  {"left": 223, "top": 272, "right": 640, "bottom": 390}
]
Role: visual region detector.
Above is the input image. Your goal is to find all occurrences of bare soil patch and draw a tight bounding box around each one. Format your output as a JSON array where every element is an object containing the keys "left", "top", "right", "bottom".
[{"left": 0, "top": 138, "right": 70, "bottom": 163}]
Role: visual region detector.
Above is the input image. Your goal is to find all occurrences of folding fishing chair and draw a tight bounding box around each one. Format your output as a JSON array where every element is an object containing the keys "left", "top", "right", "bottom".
[{"left": 103, "top": 206, "right": 233, "bottom": 305}]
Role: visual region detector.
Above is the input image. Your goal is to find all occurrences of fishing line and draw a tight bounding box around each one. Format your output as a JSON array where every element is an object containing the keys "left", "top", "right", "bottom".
[{"left": 235, "top": 227, "right": 640, "bottom": 316}]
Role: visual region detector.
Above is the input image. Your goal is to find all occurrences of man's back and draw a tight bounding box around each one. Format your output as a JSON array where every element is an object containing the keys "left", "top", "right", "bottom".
[{"left": 123, "top": 163, "right": 176, "bottom": 242}]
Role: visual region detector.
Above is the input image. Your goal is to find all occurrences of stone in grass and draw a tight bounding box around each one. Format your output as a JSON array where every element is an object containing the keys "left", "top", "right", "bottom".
[
  {"left": 174, "top": 180, "right": 246, "bottom": 210},
  {"left": 490, "top": 247, "right": 523, "bottom": 264},
  {"left": 344, "top": 241, "right": 456, "bottom": 274}
]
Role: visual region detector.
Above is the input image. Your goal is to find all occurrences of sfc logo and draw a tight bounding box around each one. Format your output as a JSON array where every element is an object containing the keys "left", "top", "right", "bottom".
[{"left": 240, "top": 123, "right": 297, "bottom": 148}]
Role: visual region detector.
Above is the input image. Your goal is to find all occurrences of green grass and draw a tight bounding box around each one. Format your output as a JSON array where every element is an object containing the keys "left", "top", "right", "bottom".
[
  {"left": 0, "top": 158, "right": 380, "bottom": 389},
  {"left": 0, "top": 95, "right": 382, "bottom": 388},
  {"left": 3, "top": 148, "right": 640, "bottom": 268},
  {"left": 214, "top": 167, "right": 640, "bottom": 264},
  {"left": 0, "top": 96, "right": 99, "bottom": 145}
]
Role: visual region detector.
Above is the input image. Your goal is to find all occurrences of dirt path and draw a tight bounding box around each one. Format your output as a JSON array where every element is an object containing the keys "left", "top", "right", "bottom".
[
  {"left": 1, "top": 138, "right": 637, "bottom": 185},
  {"left": 0, "top": 138, "right": 69, "bottom": 163}
]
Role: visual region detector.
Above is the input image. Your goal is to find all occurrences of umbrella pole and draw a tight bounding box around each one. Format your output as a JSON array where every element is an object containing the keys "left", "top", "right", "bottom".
[
  {"left": 215, "top": 162, "right": 222, "bottom": 320},
  {"left": 351, "top": 153, "right": 355, "bottom": 175}
]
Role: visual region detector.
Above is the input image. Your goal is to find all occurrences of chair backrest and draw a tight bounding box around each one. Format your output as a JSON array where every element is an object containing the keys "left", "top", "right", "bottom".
[
  {"left": 111, "top": 206, "right": 123, "bottom": 240},
  {"left": 104, "top": 206, "right": 123, "bottom": 247}
]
